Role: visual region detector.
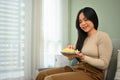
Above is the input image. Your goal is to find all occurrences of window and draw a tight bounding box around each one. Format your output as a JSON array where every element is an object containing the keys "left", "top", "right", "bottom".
[
  {"left": 0, "top": 0, "right": 29, "bottom": 80},
  {"left": 42, "top": 0, "right": 69, "bottom": 68}
]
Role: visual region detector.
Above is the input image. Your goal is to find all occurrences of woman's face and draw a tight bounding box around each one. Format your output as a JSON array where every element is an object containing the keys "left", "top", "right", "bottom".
[{"left": 79, "top": 12, "right": 95, "bottom": 33}]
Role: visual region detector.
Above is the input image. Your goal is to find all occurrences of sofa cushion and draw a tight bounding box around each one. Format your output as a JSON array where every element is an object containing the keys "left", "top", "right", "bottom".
[{"left": 105, "top": 39, "right": 120, "bottom": 80}]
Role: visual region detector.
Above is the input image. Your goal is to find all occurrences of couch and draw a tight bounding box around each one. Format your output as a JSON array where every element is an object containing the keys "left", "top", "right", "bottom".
[
  {"left": 105, "top": 39, "right": 120, "bottom": 80},
  {"left": 38, "top": 39, "right": 120, "bottom": 80}
]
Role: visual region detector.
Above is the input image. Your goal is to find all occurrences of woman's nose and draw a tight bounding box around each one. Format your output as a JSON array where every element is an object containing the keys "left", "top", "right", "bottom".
[{"left": 81, "top": 21, "right": 86, "bottom": 26}]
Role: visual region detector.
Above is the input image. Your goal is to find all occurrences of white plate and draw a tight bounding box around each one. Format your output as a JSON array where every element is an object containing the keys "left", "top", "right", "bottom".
[{"left": 61, "top": 52, "right": 76, "bottom": 54}]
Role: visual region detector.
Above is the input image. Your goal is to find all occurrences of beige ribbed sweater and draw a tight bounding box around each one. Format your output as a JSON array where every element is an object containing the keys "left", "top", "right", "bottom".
[{"left": 82, "top": 31, "right": 112, "bottom": 70}]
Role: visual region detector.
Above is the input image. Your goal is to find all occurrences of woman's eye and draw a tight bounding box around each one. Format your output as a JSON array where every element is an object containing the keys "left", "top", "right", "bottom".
[
  {"left": 84, "top": 18, "right": 88, "bottom": 21},
  {"left": 79, "top": 21, "right": 82, "bottom": 24}
]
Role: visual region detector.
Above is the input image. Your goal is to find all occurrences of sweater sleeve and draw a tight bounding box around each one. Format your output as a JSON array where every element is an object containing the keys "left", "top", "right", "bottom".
[{"left": 83, "top": 33, "right": 113, "bottom": 70}]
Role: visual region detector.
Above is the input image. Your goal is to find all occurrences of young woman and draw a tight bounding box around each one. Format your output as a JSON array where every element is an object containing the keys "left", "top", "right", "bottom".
[{"left": 36, "top": 7, "right": 112, "bottom": 80}]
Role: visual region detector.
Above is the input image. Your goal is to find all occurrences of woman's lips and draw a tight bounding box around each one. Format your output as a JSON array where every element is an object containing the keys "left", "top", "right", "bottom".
[{"left": 82, "top": 26, "right": 88, "bottom": 30}]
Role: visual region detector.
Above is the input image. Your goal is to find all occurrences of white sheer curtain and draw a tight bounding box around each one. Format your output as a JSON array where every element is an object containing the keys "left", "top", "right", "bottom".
[
  {"left": 31, "top": 0, "right": 44, "bottom": 79},
  {"left": 24, "top": 0, "right": 32, "bottom": 80},
  {"left": 0, "top": 0, "right": 32, "bottom": 80},
  {"left": 31, "top": 0, "right": 69, "bottom": 79},
  {"left": 42, "top": 0, "right": 69, "bottom": 68}
]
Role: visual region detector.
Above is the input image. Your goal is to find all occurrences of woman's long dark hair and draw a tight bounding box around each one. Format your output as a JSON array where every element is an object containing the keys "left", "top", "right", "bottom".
[{"left": 76, "top": 7, "right": 99, "bottom": 51}]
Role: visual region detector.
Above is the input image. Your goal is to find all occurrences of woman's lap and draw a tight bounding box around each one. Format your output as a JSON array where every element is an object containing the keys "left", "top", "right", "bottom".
[
  {"left": 44, "top": 71, "right": 93, "bottom": 80},
  {"left": 36, "top": 66, "right": 71, "bottom": 80},
  {"left": 36, "top": 63, "right": 103, "bottom": 80}
]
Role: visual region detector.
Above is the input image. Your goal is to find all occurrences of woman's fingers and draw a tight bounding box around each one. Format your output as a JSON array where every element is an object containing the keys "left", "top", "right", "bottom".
[
  {"left": 63, "top": 54, "right": 77, "bottom": 57},
  {"left": 76, "top": 53, "right": 85, "bottom": 60},
  {"left": 67, "top": 45, "right": 75, "bottom": 49}
]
